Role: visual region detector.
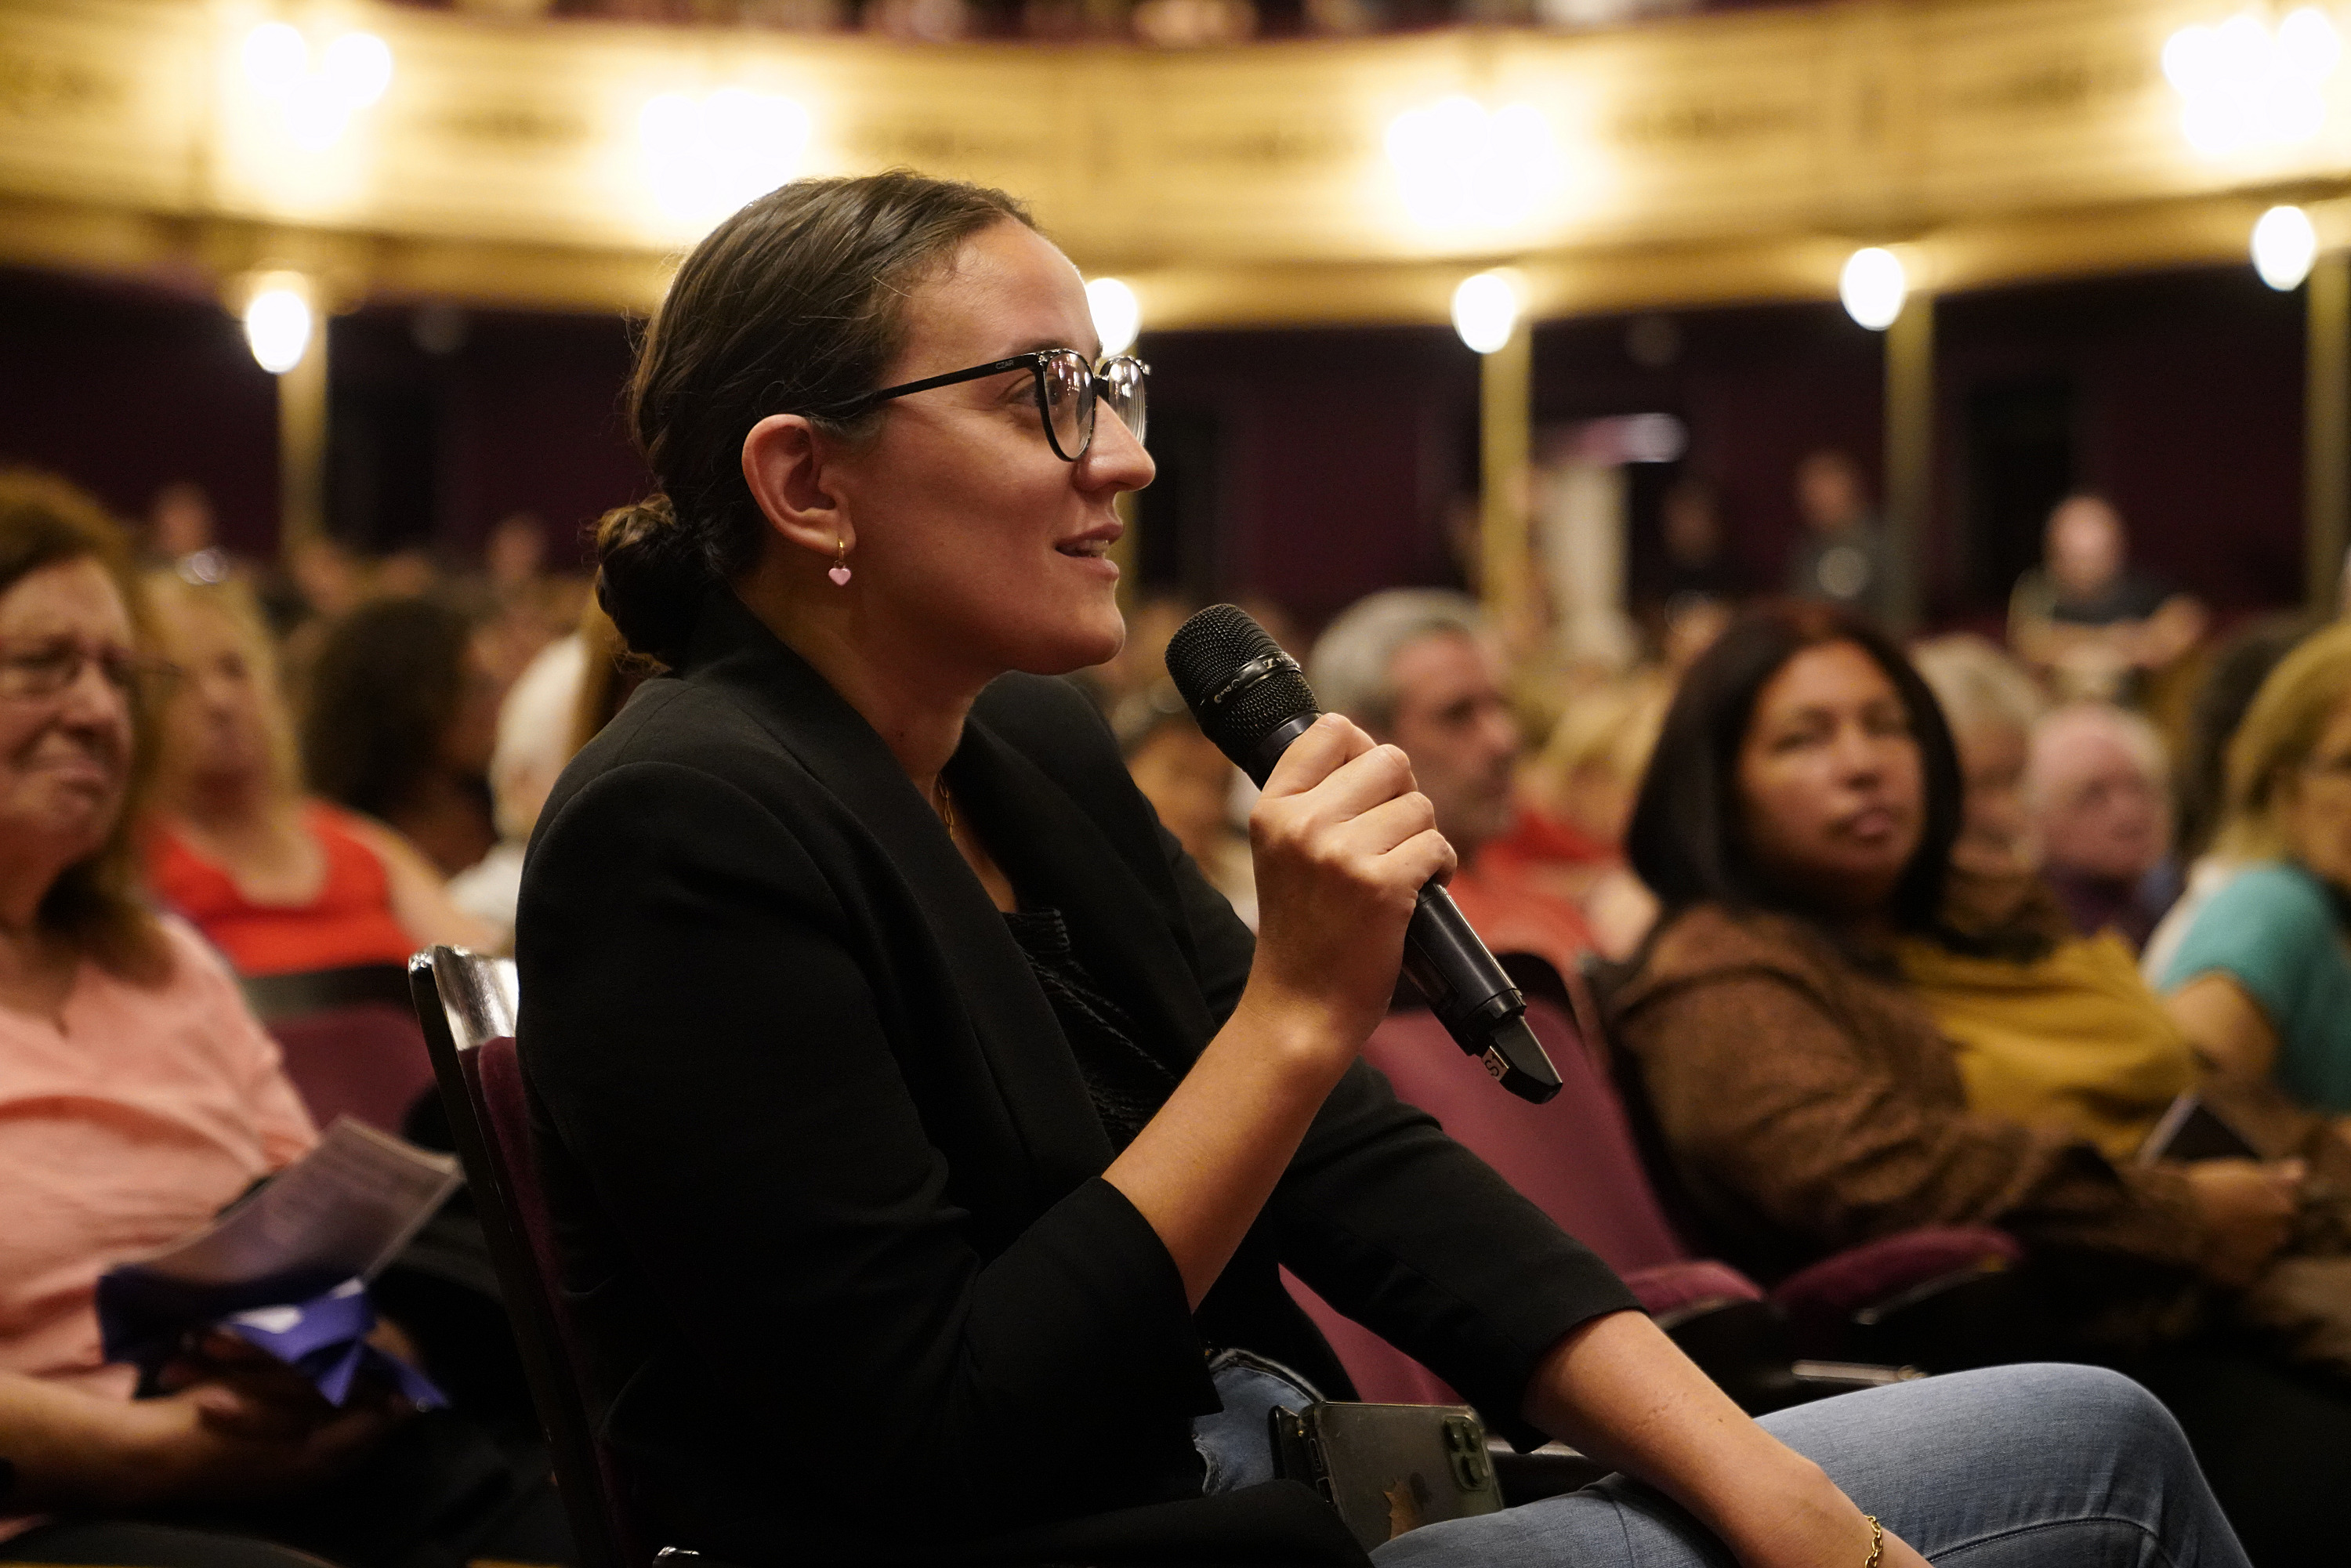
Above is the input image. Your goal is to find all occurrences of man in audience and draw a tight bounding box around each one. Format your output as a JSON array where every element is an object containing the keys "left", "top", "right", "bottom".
[
  {"left": 2029, "top": 700, "right": 2180, "bottom": 950},
  {"left": 2009, "top": 493, "right": 2205, "bottom": 704},
  {"left": 1783, "top": 448, "right": 1894, "bottom": 626},
  {"left": 1309, "top": 590, "right": 1595, "bottom": 981}
]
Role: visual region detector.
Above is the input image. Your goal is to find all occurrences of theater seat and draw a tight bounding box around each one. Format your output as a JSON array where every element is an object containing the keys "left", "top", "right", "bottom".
[
  {"left": 411, "top": 947, "right": 661, "bottom": 1568},
  {"left": 1288, "top": 994, "right": 2018, "bottom": 1414},
  {"left": 266, "top": 1001, "right": 437, "bottom": 1135}
]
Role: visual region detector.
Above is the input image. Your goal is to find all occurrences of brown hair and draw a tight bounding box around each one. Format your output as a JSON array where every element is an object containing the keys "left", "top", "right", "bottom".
[
  {"left": 595, "top": 171, "right": 1035, "bottom": 666},
  {"left": 1626, "top": 599, "right": 1964, "bottom": 930},
  {"left": 0, "top": 470, "right": 169, "bottom": 982}
]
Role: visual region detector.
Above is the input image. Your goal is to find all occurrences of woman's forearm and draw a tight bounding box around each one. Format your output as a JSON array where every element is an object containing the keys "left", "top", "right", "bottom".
[
  {"left": 1100, "top": 992, "right": 1349, "bottom": 1309},
  {"left": 1521, "top": 1313, "right": 1896, "bottom": 1568},
  {"left": 0, "top": 1369, "right": 153, "bottom": 1510}
]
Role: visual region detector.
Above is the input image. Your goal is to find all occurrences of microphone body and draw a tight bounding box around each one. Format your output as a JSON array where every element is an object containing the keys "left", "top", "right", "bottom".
[{"left": 1168, "top": 612, "right": 1563, "bottom": 1104}]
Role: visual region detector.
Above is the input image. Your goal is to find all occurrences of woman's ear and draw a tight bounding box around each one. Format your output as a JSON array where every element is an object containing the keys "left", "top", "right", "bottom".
[{"left": 742, "top": 415, "right": 853, "bottom": 559}]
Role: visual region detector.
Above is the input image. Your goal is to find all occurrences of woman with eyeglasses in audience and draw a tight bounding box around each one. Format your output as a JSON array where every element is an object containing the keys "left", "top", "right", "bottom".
[
  {"left": 515, "top": 171, "right": 2246, "bottom": 1568},
  {"left": 1607, "top": 599, "right": 2347, "bottom": 1564},
  {"left": 141, "top": 572, "right": 495, "bottom": 976},
  {"left": 0, "top": 473, "right": 572, "bottom": 1568}
]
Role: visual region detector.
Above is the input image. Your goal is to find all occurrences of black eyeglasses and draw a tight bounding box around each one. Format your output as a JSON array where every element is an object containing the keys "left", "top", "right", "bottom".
[{"left": 820, "top": 349, "right": 1147, "bottom": 462}]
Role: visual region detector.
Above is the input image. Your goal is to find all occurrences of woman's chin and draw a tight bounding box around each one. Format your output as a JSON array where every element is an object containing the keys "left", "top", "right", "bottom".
[{"left": 1008, "top": 609, "right": 1125, "bottom": 678}]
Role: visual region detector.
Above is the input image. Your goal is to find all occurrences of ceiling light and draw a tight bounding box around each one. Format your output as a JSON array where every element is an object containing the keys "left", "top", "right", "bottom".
[
  {"left": 1387, "top": 96, "right": 1559, "bottom": 231},
  {"left": 2253, "top": 204, "right": 2320, "bottom": 290},
  {"left": 244, "top": 281, "right": 313, "bottom": 375},
  {"left": 1839, "top": 247, "right": 1907, "bottom": 331},
  {"left": 1452, "top": 270, "right": 1522, "bottom": 355}
]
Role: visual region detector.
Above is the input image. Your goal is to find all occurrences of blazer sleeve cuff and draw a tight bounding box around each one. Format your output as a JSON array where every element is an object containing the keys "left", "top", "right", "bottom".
[{"left": 971, "top": 1176, "right": 1219, "bottom": 1430}]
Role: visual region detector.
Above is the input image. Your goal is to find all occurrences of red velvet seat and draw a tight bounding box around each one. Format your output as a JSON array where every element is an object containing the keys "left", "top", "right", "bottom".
[
  {"left": 268, "top": 1001, "right": 437, "bottom": 1135},
  {"left": 1290, "top": 998, "right": 2020, "bottom": 1405}
]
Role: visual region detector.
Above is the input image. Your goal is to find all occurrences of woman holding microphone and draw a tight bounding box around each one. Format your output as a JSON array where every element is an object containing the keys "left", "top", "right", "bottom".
[{"left": 515, "top": 172, "right": 2241, "bottom": 1567}]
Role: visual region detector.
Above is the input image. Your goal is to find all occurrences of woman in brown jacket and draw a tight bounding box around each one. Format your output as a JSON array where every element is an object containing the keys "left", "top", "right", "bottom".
[{"left": 1607, "top": 601, "right": 2346, "bottom": 1564}]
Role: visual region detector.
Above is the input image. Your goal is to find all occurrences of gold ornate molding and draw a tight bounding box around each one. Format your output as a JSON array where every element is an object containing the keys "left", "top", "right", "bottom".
[{"left": 0, "top": 0, "right": 2341, "bottom": 324}]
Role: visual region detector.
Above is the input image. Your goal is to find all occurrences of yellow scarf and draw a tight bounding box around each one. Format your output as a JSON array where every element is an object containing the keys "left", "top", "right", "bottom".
[{"left": 1897, "top": 930, "right": 2197, "bottom": 1161}]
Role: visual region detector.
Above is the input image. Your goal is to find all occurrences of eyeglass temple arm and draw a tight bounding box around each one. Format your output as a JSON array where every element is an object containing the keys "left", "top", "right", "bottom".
[{"left": 818, "top": 354, "right": 1046, "bottom": 418}]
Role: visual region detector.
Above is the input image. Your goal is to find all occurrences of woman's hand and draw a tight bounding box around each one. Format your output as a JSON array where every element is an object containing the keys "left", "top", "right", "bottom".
[
  {"left": 1102, "top": 713, "right": 1452, "bottom": 1308},
  {"left": 104, "top": 1379, "right": 393, "bottom": 1506},
  {"left": 2184, "top": 1157, "right": 2303, "bottom": 1287},
  {"left": 0, "top": 1363, "right": 393, "bottom": 1515},
  {"left": 1241, "top": 712, "right": 1454, "bottom": 1066}
]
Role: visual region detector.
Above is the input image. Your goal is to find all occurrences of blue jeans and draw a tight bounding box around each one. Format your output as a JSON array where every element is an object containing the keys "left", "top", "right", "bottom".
[{"left": 1374, "top": 1364, "right": 2248, "bottom": 1566}]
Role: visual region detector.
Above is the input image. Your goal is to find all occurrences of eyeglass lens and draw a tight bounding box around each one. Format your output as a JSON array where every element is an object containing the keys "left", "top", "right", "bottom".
[
  {"left": 1039, "top": 352, "right": 1147, "bottom": 460},
  {"left": 0, "top": 641, "right": 170, "bottom": 702}
]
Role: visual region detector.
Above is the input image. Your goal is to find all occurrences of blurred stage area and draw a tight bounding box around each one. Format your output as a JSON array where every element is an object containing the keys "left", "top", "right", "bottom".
[{"left": 0, "top": 0, "right": 2344, "bottom": 634}]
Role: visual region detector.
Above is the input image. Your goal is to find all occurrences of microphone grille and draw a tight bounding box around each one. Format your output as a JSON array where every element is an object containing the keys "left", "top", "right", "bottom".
[{"left": 1164, "top": 604, "right": 1320, "bottom": 767}]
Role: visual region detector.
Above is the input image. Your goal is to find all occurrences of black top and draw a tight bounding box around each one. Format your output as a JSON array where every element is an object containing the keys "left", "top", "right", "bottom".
[
  {"left": 1005, "top": 906, "right": 1172, "bottom": 1151},
  {"left": 516, "top": 591, "right": 1636, "bottom": 1566}
]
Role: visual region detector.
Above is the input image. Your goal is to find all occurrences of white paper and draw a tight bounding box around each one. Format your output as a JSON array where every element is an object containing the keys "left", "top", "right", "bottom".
[{"left": 123, "top": 1117, "right": 462, "bottom": 1287}]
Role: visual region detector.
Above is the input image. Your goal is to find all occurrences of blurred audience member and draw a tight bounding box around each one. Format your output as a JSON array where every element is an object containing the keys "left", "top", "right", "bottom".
[
  {"left": 1608, "top": 602, "right": 2284, "bottom": 1300},
  {"left": 370, "top": 549, "right": 439, "bottom": 605},
  {"left": 570, "top": 598, "right": 642, "bottom": 757},
  {"left": 1601, "top": 603, "right": 2351, "bottom": 1553},
  {"left": 1658, "top": 591, "right": 1733, "bottom": 677},
  {"left": 1658, "top": 478, "right": 1731, "bottom": 601},
  {"left": 0, "top": 472, "right": 564, "bottom": 1566},
  {"left": 1783, "top": 449, "right": 1893, "bottom": 626},
  {"left": 143, "top": 483, "right": 219, "bottom": 570},
  {"left": 144, "top": 574, "right": 496, "bottom": 976},
  {"left": 266, "top": 535, "right": 368, "bottom": 683},
  {"left": 2156, "top": 623, "right": 2351, "bottom": 1132},
  {"left": 1114, "top": 683, "right": 1255, "bottom": 928},
  {"left": 463, "top": 512, "right": 588, "bottom": 691},
  {"left": 1487, "top": 676, "right": 1668, "bottom": 958},
  {"left": 450, "top": 636, "right": 585, "bottom": 945},
  {"left": 1641, "top": 476, "right": 1737, "bottom": 637},
  {"left": 1901, "top": 636, "right": 2195, "bottom": 1161},
  {"left": 2028, "top": 701, "right": 2179, "bottom": 951},
  {"left": 301, "top": 599, "right": 498, "bottom": 877},
  {"left": 2009, "top": 494, "right": 2205, "bottom": 705},
  {"left": 2176, "top": 614, "right": 2318, "bottom": 862},
  {"left": 484, "top": 511, "right": 546, "bottom": 603},
  {"left": 1310, "top": 591, "right": 1595, "bottom": 980},
  {"left": 446, "top": 599, "right": 643, "bottom": 949}
]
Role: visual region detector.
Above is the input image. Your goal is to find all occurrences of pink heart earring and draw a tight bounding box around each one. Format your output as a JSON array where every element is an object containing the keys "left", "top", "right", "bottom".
[{"left": 828, "top": 537, "right": 852, "bottom": 587}]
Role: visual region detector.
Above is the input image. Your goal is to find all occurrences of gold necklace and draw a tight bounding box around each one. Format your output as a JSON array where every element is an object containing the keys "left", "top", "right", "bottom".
[{"left": 933, "top": 780, "right": 957, "bottom": 838}]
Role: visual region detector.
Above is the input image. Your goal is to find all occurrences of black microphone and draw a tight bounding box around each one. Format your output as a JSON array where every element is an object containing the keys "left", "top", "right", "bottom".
[{"left": 1165, "top": 604, "right": 1563, "bottom": 1104}]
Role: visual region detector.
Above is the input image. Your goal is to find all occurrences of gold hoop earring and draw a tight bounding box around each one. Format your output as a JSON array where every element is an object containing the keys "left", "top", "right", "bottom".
[{"left": 828, "top": 537, "right": 852, "bottom": 587}]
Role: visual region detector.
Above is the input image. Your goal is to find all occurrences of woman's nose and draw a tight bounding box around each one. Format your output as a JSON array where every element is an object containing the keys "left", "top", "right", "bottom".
[
  {"left": 1082, "top": 407, "right": 1155, "bottom": 493},
  {"left": 53, "top": 661, "right": 129, "bottom": 727},
  {"left": 1829, "top": 723, "right": 1888, "bottom": 779}
]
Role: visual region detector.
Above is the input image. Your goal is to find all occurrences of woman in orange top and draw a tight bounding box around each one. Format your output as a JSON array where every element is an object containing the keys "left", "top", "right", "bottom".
[{"left": 142, "top": 573, "right": 494, "bottom": 976}]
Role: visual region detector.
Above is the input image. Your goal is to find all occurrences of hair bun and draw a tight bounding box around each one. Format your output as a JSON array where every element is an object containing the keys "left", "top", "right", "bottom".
[{"left": 594, "top": 493, "right": 708, "bottom": 666}]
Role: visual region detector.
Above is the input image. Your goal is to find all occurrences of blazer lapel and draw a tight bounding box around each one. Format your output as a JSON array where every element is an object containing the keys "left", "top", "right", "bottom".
[{"left": 678, "top": 593, "right": 1114, "bottom": 1213}]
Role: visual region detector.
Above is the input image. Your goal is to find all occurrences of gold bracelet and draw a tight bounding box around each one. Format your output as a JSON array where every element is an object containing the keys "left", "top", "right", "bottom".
[{"left": 1862, "top": 1514, "right": 1884, "bottom": 1568}]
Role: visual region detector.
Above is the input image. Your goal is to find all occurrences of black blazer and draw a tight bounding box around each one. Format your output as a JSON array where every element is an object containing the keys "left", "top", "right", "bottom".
[{"left": 516, "top": 592, "right": 1635, "bottom": 1566}]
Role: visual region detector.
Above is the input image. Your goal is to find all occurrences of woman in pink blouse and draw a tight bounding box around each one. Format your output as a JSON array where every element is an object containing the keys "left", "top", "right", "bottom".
[{"left": 0, "top": 474, "right": 560, "bottom": 1568}]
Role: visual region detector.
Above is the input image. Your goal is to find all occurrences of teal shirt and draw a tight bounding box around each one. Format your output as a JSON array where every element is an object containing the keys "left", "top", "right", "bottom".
[{"left": 2159, "top": 860, "right": 2351, "bottom": 1114}]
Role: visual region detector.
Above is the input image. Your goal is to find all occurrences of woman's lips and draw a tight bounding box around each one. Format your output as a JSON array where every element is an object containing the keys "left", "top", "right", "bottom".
[
  {"left": 1839, "top": 804, "right": 1900, "bottom": 842},
  {"left": 21, "top": 743, "right": 120, "bottom": 795}
]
